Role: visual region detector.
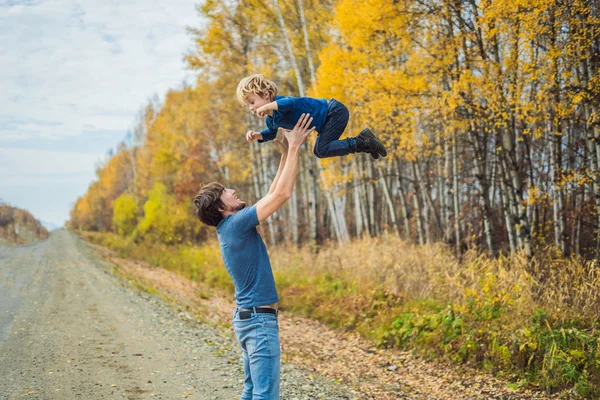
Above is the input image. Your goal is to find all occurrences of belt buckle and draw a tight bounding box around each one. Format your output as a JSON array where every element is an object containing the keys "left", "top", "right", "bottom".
[
  {"left": 237, "top": 307, "right": 256, "bottom": 320},
  {"left": 238, "top": 310, "right": 251, "bottom": 320}
]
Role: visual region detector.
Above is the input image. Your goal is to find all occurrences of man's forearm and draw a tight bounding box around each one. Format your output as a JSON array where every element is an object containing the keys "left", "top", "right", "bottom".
[
  {"left": 268, "top": 152, "right": 287, "bottom": 195},
  {"left": 272, "top": 146, "right": 301, "bottom": 198}
]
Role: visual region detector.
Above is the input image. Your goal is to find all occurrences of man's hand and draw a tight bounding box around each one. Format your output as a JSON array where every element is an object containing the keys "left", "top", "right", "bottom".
[
  {"left": 245, "top": 130, "right": 263, "bottom": 142},
  {"left": 284, "top": 113, "right": 314, "bottom": 149}
]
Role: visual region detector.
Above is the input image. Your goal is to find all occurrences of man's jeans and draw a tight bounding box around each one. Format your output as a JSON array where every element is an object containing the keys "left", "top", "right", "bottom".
[
  {"left": 313, "top": 98, "right": 357, "bottom": 158},
  {"left": 233, "top": 309, "right": 280, "bottom": 400}
]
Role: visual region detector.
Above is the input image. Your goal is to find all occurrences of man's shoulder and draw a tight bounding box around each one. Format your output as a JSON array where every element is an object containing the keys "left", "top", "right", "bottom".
[
  {"left": 218, "top": 206, "right": 258, "bottom": 234},
  {"left": 231, "top": 205, "right": 256, "bottom": 220}
]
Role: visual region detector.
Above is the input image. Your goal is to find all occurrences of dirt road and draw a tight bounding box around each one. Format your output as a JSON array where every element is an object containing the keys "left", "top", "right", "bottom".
[
  {"left": 0, "top": 230, "right": 243, "bottom": 399},
  {"left": 0, "top": 230, "right": 351, "bottom": 399}
]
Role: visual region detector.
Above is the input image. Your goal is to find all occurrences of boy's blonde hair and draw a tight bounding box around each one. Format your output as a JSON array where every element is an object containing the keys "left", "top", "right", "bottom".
[{"left": 236, "top": 74, "right": 278, "bottom": 106}]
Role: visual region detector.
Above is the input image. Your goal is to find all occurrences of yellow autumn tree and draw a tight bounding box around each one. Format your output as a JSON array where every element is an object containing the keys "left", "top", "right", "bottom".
[
  {"left": 136, "top": 182, "right": 192, "bottom": 244},
  {"left": 112, "top": 193, "right": 138, "bottom": 236}
]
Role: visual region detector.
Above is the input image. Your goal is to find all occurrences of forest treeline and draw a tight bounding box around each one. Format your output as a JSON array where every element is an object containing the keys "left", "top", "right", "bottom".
[{"left": 69, "top": 0, "right": 600, "bottom": 259}]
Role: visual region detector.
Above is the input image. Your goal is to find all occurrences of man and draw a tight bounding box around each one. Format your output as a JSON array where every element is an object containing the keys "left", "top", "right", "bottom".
[{"left": 193, "top": 113, "right": 314, "bottom": 400}]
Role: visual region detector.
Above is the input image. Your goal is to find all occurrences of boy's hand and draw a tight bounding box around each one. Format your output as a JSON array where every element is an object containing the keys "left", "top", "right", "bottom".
[
  {"left": 245, "top": 130, "right": 263, "bottom": 142},
  {"left": 255, "top": 101, "right": 278, "bottom": 118},
  {"left": 256, "top": 105, "right": 269, "bottom": 118}
]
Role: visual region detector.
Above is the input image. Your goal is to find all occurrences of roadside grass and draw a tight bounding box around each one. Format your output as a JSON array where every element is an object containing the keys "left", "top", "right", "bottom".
[
  {"left": 82, "top": 231, "right": 600, "bottom": 398},
  {"left": 110, "top": 263, "right": 159, "bottom": 296},
  {"left": 108, "top": 258, "right": 228, "bottom": 329}
]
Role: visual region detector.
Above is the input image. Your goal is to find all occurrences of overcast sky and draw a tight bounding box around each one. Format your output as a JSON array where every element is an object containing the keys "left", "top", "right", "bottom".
[{"left": 0, "top": 0, "right": 200, "bottom": 228}]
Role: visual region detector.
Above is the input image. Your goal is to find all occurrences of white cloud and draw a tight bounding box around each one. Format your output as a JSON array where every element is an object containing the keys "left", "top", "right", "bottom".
[
  {"left": 0, "top": 0, "right": 199, "bottom": 140},
  {"left": 0, "top": 0, "right": 202, "bottom": 225}
]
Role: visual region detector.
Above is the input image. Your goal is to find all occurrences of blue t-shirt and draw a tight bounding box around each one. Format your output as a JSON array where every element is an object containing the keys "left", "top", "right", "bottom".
[
  {"left": 259, "top": 95, "right": 328, "bottom": 142},
  {"left": 216, "top": 205, "right": 279, "bottom": 308}
]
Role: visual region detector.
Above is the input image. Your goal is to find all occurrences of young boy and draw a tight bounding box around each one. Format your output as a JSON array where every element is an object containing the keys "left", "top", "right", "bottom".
[{"left": 236, "top": 74, "right": 388, "bottom": 159}]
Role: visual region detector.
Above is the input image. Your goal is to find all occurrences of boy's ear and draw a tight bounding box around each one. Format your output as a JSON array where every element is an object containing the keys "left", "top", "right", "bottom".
[{"left": 262, "top": 91, "right": 273, "bottom": 101}]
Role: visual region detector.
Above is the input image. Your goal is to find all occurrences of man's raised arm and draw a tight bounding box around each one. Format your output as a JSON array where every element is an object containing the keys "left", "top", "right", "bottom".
[
  {"left": 255, "top": 114, "right": 314, "bottom": 223},
  {"left": 267, "top": 131, "right": 289, "bottom": 196}
]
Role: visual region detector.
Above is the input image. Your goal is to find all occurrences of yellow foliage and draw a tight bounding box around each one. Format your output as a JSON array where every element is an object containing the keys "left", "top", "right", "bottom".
[
  {"left": 137, "top": 183, "right": 191, "bottom": 244},
  {"left": 112, "top": 193, "right": 138, "bottom": 236}
]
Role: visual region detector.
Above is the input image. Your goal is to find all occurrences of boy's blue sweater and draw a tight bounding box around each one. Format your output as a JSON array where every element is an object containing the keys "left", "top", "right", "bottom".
[{"left": 259, "top": 95, "right": 328, "bottom": 142}]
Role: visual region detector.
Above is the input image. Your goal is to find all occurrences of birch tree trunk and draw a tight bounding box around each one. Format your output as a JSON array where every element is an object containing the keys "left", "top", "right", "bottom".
[
  {"left": 273, "top": 0, "right": 305, "bottom": 97},
  {"left": 549, "top": 11, "right": 567, "bottom": 255},
  {"left": 273, "top": 0, "right": 306, "bottom": 245},
  {"left": 452, "top": 131, "right": 461, "bottom": 256},
  {"left": 323, "top": 165, "right": 349, "bottom": 243},
  {"left": 334, "top": 185, "right": 350, "bottom": 242},
  {"left": 366, "top": 159, "right": 377, "bottom": 236},
  {"left": 352, "top": 159, "right": 364, "bottom": 237},
  {"left": 467, "top": 120, "right": 496, "bottom": 256},
  {"left": 499, "top": 158, "right": 516, "bottom": 253},
  {"left": 297, "top": 0, "right": 316, "bottom": 86},
  {"left": 304, "top": 152, "right": 319, "bottom": 250},
  {"left": 411, "top": 161, "right": 425, "bottom": 245},
  {"left": 393, "top": 158, "right": 411, "bottom": 237},
  {"left": 326, "top": 191, "right": 343, "bottom": 245},
  {"left": 378, "top": 165, "right": 399, "bottom": 234},
  {"left": 444, "top": 137, "right": 453, "bottom": 243},
  {"left": 414, "top": 161, "right": 431, "bottom": 243},
  {"left": 290, "top": 189, "right": 299, "bottom": 244}
]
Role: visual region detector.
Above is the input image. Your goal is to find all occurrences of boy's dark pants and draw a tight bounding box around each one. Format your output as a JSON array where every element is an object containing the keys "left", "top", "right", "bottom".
[{"left": 313, "top": 99, "right": 357, "bottom": 158}]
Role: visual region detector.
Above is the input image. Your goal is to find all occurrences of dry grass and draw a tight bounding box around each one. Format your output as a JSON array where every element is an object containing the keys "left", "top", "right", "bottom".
[
  {"left": 83, "top": 229, "right": 600, "bottom": 324},
  {"left": 269, "top": 235, "right": 600, "bottom": 323}
]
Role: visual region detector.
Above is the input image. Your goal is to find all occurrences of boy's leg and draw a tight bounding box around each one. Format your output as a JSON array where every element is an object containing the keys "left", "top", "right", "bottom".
[
  {"left": 313, "top": 99, "right": 354, "bottom": 158},
  {"left": 314, "top": 99, "right": 387, "bottom": 159}
]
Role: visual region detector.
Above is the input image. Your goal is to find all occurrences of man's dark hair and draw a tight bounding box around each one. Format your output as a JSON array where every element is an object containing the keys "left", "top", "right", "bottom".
[{"left": 193, "top": 182, "right": 225, "bottom": 227}]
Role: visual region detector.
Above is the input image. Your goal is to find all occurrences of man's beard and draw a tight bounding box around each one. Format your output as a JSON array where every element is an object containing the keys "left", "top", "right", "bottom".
[{"left": 235, "top": 202, "right": 246, "bottom": 211}]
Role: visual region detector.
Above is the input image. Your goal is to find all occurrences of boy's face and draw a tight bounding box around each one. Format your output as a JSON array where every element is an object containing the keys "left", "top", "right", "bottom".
[{"left": 246, "top": 92, "right": 271, "bottom": 116}]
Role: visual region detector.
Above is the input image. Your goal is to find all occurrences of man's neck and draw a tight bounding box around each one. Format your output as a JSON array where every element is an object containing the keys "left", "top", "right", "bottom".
[{"left": 222, "top": 210, "right": 235, "bottom": 218}]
